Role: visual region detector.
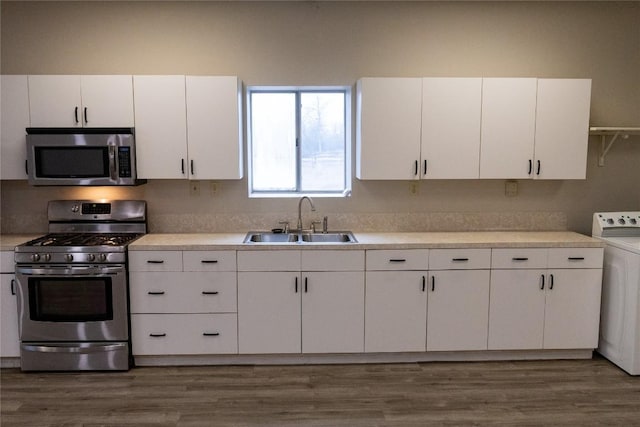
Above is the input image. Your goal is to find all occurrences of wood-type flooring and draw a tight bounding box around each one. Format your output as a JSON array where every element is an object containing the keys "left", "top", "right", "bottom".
[{"left": 1, "top": 355, "right": 639, "bottom": 426}]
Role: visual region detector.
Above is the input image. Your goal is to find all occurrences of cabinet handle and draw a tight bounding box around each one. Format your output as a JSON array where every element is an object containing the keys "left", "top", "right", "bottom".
[
  {"left": 202, "top": 291, "right": 219, "bottom": 295},
  {"left": 536, "top": 160, "right": 541, "bottom": 175},
  {"left": 422, "top": 276, "right": 426, "bottom": 292},
  {"left": 295, "top": 277, "right": 298, "bottom": 293},
  {"left": 201, "top": 260, "right": 218, "bottom": 264},
  {"left": 452, "top": 258, "right": 469, "bottom": 262},
  {"left": 191, "top": 159, "right": 195, "bottom": 175},
  {"left": 414, "top": 160, "right": 418, "bottom": 176},
  {"left": 389, "top": 259, "right": 406, "bottom": 263},
  {"left": 528, "top": 159, "right": 532, "bottom": 175},
  {"left": 568, "top": 257, "right": 585, "bottom": 261},
  {"left": 203, "top": 332, "right": 220, "bottom": 337},
  {"left": 74, "top": 106, "right": 79, "bottom": 124},
  {"left": 549, "top": 274, "right": 554, "bottom": 290},
  {"left": 148, "top": 291, "right": 165, "bottom": 295},
  {"left": 10, "top": 279, "right": 16, "bottom": 295},
  {"left": 540, "top": 274, "right": 545, "bottom": 290},
  {"left": 304, "top": 277, "right": 308, "bottom": 293},
  {"left": 423, "top": 160, "right": 427, "bottom": 176},
  {"left": 146, "top": 260, "right": 165, "bottom": 264},
  {"left": 181, "top": 159, "right": 185, "bottom": 174},
  {"left": 431, "top": 275, "right": 435, "bottom": 292},
  {"left": 512, "top": 257, "right": 529, "bottom": 261},
  {"left": 84, "top": 107, "right": 88, "bottom": 124},
  {"left": 149, "top": 333, "right": 166, "bottom": 338},
  {"left": 25, "top": 159, "right": 29, "bottom": 175}
]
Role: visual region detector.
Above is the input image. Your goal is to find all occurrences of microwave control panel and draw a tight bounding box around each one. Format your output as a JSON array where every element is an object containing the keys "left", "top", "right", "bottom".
[{"left": 117, "top": 147, "right": 132, "bottom": 177}]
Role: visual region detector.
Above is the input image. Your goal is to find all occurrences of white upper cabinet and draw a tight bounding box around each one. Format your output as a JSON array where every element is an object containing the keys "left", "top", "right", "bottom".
[
  {"left": 421, "top": 78, "right": 482, "bottom": 179},
  {"left": 28, "top": 75, "right": 134, "bottom": 128},
  {"left": 133, "top": 75, "right": 188, "bottom": 179},
  {"left": 356, "top": 77, "right": 423, "bottom": 180},
  {"left": 479, "top": 78, "right": 538, "bottom": 179},
  {"left": 185, "top": 76, "right": 243, "bottom": 180},
  {"left": 1, "top": 75, "right": 30, "bottom": 179},
  {"left": 533, "top": 79, "right": 592, "bottom": 180}
]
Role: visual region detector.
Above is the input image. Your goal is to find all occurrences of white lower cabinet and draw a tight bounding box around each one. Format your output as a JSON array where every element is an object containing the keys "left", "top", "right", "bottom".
[{"left": 1, "top": 251, "right": 20, "bottom": 358}]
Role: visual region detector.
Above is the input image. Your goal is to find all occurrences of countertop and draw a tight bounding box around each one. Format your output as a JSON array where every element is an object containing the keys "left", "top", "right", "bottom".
[
  {"left": 0, "top": 234, "right": 42, "bottom": 251},
  {"left": 129, "top": 231, "right": 604, "bottom": 251}
]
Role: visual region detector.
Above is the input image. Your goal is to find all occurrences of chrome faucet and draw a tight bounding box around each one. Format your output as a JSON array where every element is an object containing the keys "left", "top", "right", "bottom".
[{"left": 297, "top": 196, "right": 316, "bottom": 231}]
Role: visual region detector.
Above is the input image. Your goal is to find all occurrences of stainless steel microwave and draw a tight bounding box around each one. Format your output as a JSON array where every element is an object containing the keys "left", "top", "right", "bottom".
[{"left": 26, "top": 128, "right": 146, "bottom": 186}]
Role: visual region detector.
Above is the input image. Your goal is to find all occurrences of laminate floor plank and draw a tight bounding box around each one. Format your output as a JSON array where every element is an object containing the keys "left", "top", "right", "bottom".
[{"left": 2, "top": 356, "right": 640, "bottom": 426}]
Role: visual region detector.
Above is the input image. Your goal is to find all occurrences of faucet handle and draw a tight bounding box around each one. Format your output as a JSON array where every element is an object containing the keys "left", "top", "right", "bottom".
[
  {"left": 278, "top": 221, "right": 290, "bottom": 233},
  {"left": 310, "top": 221, "right": 322, "bottom": 233}
]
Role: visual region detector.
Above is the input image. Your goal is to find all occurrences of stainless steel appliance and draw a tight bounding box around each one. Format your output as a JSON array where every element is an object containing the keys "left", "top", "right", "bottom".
[
  {"left": 26, "top": 127, "right": 146, "bottom": 186},
  {"left": 592, "top": 212, "right": 640, "bottom": 375},
  {"left": 15, "top": 200, "right": 147, "bottom": 371}
]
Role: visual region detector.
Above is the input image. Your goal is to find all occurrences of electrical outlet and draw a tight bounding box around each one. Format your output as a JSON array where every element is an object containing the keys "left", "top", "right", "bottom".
[
  {"left": 410, "top": 182, "right": 419, "bottom": 195},
  {"left": 190, "top": 180, "right": 200, "bottom": 196},
  {"left": 210, "top": 182, "right": 219, "bottom": 195},
  {"left": 505, "top": 180, "right": 518, "bottom": 197}
]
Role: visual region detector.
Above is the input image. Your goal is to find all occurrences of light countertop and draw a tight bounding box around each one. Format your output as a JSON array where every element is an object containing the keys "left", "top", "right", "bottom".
[{"left": 0, "top": 234, "right": 42, "bottom": 251}]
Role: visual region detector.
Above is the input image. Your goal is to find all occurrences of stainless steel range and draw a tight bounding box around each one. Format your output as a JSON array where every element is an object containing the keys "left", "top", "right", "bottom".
[{"left": 14, "top": 200, "right": 146, "bottom": 371}]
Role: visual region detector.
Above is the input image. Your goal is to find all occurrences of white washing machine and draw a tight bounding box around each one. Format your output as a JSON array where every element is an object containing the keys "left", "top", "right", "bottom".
[{"left": 592, "top": 212, "right": 640, "bottom": 375}]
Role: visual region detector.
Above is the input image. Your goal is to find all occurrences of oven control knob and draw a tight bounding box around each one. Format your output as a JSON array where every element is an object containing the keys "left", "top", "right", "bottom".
[
  {"left": 31, "top": 253, "right": 40, "bottom": 262},
  {"left": 99, "top": 254, "right": 108, "bottom": 262},
  {"left": 607, "top": 218, "right": 615, "bottom": 225},
  {"left": 630, "top": 218, "right": 638, "bottom": 225},
  {"left": 618, "top": 218, "right": 626, "bottom": 225},
  {"left": 87, "top": 254, "right": 96, "bottom": 262},
  {"left": 65, "top": 254, "right": 74, "bottom": 262},
  {"left": 43, "top": 253, "right": 51, "bottom": 262}
]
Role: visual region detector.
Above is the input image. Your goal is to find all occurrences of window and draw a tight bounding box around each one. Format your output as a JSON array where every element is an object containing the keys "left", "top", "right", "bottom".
[{"left": 247, "top": 87, "right": 351, "bottom": 197}]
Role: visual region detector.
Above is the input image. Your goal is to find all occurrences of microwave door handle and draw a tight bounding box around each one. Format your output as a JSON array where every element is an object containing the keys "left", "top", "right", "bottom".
[{"left": 108, "top": 145, "right": 117, "bottom": 181}]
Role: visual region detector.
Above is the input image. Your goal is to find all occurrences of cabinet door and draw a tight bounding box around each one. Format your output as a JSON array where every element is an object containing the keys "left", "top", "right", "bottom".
[
  {"left": 133, "top": 75, "right": 188, "bottom": 179},
  {"left": 533, "top": 79, "right": 591, "bottom": 180},
  {"left": 80, "top": 75, "right": 134, "bottom": 127},
  {"left": 543, "top": 269, "right": 602, "bottom": 349},
  {"left": 356, "top": 78, "right": 422, "bottom": 180},
  {"left": 421, "top": 78, "right": 482, "bottom": 179},
  {"left": 479, "top": 78, "right": 537, "bottom": 179},
  {"left": 185, "top": 76, "right": 243, "bottom": 180},
  {"left": 0, "top": 274, "right": 20, "bottom": 357},
  {"left": 427, "top": 270, "right": 490, "bottom": 351},
  {"left": 365, "top": 271, "right": 427, "bottom": 352},
  {"left": 237, "top": 272, "right": 301, "bottom": 354},
  {"left": 1, "top": 75, "right": 30, "bottom": 179},
  {"left": 301, "top": 272, "right": 364, "bottom": 353},
  {"left": 488, "top": 269, "right": 546, "bottom": 350},
  {"left": 28, "top": 75, "right": 82, "bottom": 127}
]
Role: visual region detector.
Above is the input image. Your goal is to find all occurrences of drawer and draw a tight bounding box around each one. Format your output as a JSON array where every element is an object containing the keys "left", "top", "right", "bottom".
[
  {"left": 131, "top": 313, "right": 238, "bottom": 355},
  {"left": 237, "top": 250, "right": 300, "bottom": 272},
  {"left": 301, "top": 250, "right": 364, "bottom": 271},
  {"left": 130, "top": 272, "right": 237, "bottom": 314},
  {"left": 183, "top": 251, "right": 236, "bottom": 272},
  {"left": 491, "top": 248, "right": 548, "bottom": 269},
  {"left": 1, "top": 251, "right": 14, "bottom": 273},
  {"left": 547, "top": 248, "right": 603, "bottom": 269},
  {"left": 128, "top": 251, "right": 183, "bottom": 272},
  {"left": 429, "top": 249, "right": 491, "bottom": 270},
  {"left": 366, "top": 250, "right": 429, "bottom": 271}
]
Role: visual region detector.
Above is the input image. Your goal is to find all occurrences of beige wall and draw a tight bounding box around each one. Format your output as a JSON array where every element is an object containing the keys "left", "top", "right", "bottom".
[{"left": 1, "top": 1, "right": 639, "bottom": 235}]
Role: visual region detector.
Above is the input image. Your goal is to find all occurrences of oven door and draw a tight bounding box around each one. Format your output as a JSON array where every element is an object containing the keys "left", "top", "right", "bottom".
[{"left": 15, "top": 264, "right": 129, "bottom": 342}]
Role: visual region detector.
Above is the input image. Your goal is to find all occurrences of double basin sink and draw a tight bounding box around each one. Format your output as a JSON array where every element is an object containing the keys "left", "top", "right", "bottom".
[{"left": 244, "top": 231, "right": 357, "bottom": 244}]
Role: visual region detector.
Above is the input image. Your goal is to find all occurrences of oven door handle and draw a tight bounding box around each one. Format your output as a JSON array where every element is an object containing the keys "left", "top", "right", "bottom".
[
  {"left": 16, "top": 266, "right": 125, "bottom": 276},
  {"left": 22, "top": 343, "right": 127, "bottom": 354}
]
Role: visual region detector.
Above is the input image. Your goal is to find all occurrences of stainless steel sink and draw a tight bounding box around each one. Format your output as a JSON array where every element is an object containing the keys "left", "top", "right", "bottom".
[{"left": 243, "top": 231, "right": 357, "bottom": 244}]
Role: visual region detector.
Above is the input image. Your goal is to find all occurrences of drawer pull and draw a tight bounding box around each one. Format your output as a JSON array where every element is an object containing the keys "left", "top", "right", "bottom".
[
  {"left": 149, "top": 333, "right": 166, "bottom": 338},
  {"left": 146, "top": 260, "right": 165, "bottom": 264},
  {"left": 512, "top": 257, "right": 529, "bottom": 261},
  {"left": 203, "top": 332, "right": 220, "bottom": 337},
  {"left": 201, "top": 260, "right": 218, "bottom": 264},
  {"left": 148, "top": 291, "right": 165, "bottom": 295},
  {"left": 389, "top": 259, "right": 406, "bottom": 263},
  {"left": 202, "top": 291, "right": 219, "bottom": 295},
  {"left": 568, "top": 257, "right": 585, "bottom": 261},
  {"left": 452, "top": 258, "right": 469, "bottom": 262}
]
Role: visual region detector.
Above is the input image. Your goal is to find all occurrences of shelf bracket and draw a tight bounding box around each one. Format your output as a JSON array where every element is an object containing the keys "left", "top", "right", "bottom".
[
  {"left": 589, "top": 127, "right": 640, "bottom": 167},
  {"left": 598, "top": 132, "right": 626, "bottom": 166}
]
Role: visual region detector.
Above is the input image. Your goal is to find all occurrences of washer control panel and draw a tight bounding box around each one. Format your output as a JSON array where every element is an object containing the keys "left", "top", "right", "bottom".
[{"left": 593, "top": 212, "right": 640, "bottom": 237}]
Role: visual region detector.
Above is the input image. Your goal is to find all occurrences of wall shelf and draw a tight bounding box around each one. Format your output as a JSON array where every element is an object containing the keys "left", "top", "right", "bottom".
[{"left": 590, "top": 127, "right": 640, "bottom": 166}]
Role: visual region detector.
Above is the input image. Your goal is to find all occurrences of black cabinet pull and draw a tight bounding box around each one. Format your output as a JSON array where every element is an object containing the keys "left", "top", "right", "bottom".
[
  {"left": 414, "top": 160, "right": 418, "bottom": 176},
  {"left": 203, "top": 332, "right": 220, "bottom": 337},
  {"left": 512, "top": 257, "right": 529, "bottom": 261},
  {"left": 422, "top": 276, "right": 426, "bottom": 292},
  {"left": 528, "top": 159, "right": 532, "bottom": 175},
  {"left": 423, "top": 160, "right": 427, "bottom": 176},
  {"left": 540, "top": 274, "right": 545, "bottom": 290},
  {"left": 181, "top": 159, "right": 185, "bottom": 174},
  {"left": 536, "top": 160, "right": 541, "bottom": 175},
  {"left": 202, "top": 291, "right": 219, "bottom": 295},
  {"left": 295, "top": 277, "right": 298, "bottom": 293},
  {"left": 201, "top": 260, "right": 218, "bottom": 264},
  {"left": 148, "top": 291, "right": 165, "bottom": 295},
  {"left": 25, "top": 160, "right": 29, "bottom": 175},
  {"left": 149, "top": 333, "right": 166, "bottom": 338},
  {"left": 147, "top": 260, "right": 165, "bottom": 264},
  {"left": 74, "top": 106, "right": 79, "bottom": 123},
  {"left": 389, "top": 259, "right": 406, "bottom": 263},
  {"left": 191, "top": 159, "right": 195, "bottom": 175},
  {"left": 568, "top": 257, "right": 585, "bottom": 261},
  {"left": 83, "top": 107, "right": 88, "bottom": 123},
  {"left": 549, "top": 274, "right": 554, "bottom": 290},
  {"left": 304, "top": 277, "right": 308, "bottom": 293},
  {"left": 10, "top": 279, "right": 16, "bottom": 295},
  {"left": 431, "top": 276, "right": 435, "bottom": 292},
  {"left": 452, "top": 258, "right": 469, "bottom": 262}
]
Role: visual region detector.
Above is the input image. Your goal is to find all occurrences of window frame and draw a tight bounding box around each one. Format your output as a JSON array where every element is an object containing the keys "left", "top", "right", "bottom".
[{"left": 246, "top": 85, "right": 352, "bottom": 198}]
